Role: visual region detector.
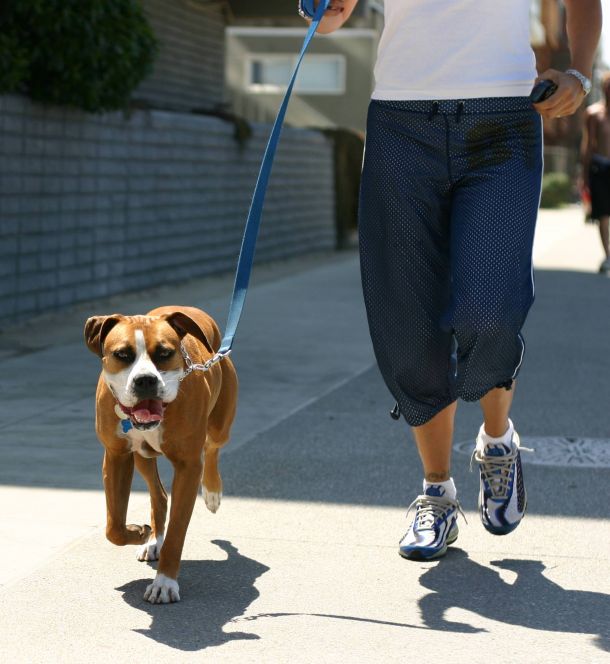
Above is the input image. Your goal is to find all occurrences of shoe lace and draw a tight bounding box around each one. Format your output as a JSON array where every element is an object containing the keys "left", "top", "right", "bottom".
[
  {"left": 406, "top": 495, "right": 467, "bottom": 529},
  {"left": 471, "top": 445, "right": 533, "bottom": 499}
]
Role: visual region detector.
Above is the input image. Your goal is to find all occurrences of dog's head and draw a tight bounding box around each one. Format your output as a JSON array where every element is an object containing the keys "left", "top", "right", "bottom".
[{"left": 84, "top": 311, "right": 213, "bottom": 431}]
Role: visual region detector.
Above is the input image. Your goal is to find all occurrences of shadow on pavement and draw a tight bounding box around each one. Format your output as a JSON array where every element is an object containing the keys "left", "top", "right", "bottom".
[
  {"left": 116, "top": 540, "right": 269, "bottom": 651},
  {"left": 217, "top": 269, "right": 610, "bottom": 517},
  {"left": 1, "top": 268, "right": 609, "bottom": 519},
  {"left": 418, "top": 548, "right": 610, "bottom": 652},
  {"left": 238, "top": 611, "right": 427, "bottom": 631},
  {"left": 224, "top": 547, "right": 610, "bottom": 653}
]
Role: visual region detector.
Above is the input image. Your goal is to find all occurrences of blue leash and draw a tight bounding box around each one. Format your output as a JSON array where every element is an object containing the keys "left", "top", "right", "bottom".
[{"left": 209, "top": 0, "right": 330, "bottom": 364}]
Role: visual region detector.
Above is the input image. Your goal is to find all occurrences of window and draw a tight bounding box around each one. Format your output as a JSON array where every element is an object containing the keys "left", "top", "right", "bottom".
[{"left": 246, "top": 54, "right": 346, "bottom": 95}]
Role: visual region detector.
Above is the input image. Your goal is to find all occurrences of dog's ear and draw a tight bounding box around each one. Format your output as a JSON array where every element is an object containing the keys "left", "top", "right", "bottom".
[
  {"left": 163, "top": 311, "right": 215, "bottom": 353},
  {"left": 84, "top": 315, "right": 124, "bottom": 357}
]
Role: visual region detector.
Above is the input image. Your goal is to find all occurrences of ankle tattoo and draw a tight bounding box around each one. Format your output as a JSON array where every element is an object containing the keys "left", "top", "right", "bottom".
[{"left": 425, "top": 471, "right": 450, "bottom": 482}]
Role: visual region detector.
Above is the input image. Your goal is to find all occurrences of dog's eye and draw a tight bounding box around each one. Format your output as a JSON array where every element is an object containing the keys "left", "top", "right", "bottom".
[
  {"left": 113, "top": 349, "right": 133, "bottom": 362},
  {"left": 156, "top": 347, "right": 175, "bottom": 360}
]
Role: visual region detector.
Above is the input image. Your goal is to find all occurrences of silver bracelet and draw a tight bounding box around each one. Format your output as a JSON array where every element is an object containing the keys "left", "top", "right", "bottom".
[{"left": 565, "top": 69, "right": 592, "bottom": 96}]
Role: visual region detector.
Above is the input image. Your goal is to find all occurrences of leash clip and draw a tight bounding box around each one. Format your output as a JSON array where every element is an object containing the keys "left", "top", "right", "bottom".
[{"left": 179, "top": 342, "right": 231, "bottom": 381}]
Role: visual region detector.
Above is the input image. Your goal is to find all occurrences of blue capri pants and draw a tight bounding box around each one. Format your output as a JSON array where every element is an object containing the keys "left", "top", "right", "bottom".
[{"left": 358, "top": 97, "right": 543, "bottom": 427}]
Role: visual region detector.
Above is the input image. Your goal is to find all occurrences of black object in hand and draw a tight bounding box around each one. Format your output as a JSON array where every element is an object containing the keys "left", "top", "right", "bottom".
[{"left": 529, "top": 79, "right": 558, "bottom": 103}]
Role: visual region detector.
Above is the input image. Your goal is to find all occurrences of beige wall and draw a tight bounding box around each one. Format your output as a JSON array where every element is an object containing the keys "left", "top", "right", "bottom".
[{"left": 226, "top": 30, "right": 377, "bottom": 132}]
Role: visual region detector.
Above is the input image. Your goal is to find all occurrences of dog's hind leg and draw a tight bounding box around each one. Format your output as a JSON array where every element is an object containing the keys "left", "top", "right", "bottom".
[
  {"left": 103, "top": 450, "right": 151, "bottom": 547},
  {"left": 207, "top": 359, "right": 238, "bottom": 450},
  {"left": 202, "top": 359, "right": 237, "bottom": 514},
  {"left": 202, "top": 443, "right": 222, "bottom": 513},
  {"left": 134, "top": 454, "right": 168, "bottom": 561}
]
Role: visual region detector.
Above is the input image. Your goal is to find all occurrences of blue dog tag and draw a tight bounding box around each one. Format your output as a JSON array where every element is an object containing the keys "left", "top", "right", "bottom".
[{"left": 121, "top": 419, "right": 133, "bottom": 433}]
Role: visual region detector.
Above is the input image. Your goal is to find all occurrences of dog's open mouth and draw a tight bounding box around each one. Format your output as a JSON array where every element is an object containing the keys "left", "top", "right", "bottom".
[{"left": 119, "top": 399, "right": 166, "bottom": 430}]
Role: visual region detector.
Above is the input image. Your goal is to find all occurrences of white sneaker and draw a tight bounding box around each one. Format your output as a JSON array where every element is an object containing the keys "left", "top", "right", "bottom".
[
  {"left": 474, "top": 427, "right": 528, "bottom": 536},
  {"left": 399, "top": 485, "right": 462, "bottom": 560}
]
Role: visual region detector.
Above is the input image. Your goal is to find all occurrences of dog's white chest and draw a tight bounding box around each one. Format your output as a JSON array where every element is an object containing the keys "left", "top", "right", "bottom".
[{"left": 125, "top": 425, "right": 164, "bottom": 458}]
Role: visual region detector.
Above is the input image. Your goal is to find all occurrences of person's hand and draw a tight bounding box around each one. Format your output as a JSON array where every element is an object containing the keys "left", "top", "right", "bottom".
[{"left": 532, "top": 69, "right": 588, "bottom": 119}]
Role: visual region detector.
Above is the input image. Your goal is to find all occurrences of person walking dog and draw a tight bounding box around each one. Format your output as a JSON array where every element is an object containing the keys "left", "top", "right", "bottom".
[{"left": 305, "top": 0, "right": 601, "bottom": 559}]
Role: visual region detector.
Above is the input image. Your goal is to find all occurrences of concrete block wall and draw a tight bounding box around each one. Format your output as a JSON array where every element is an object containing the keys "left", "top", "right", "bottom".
[
  {"left": 136, "top": 0, "right": 226, "bottom": 112},
  {"left": 0, "top": 94, "right": 335, "bottom": 327}
]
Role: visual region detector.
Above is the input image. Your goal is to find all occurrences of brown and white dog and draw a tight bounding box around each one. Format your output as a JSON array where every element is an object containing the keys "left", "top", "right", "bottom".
[{"left": 84, "top": 305, "right": 238, "bottom": 604}]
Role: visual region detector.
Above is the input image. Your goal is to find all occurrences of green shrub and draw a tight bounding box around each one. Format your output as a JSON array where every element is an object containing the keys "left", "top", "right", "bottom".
[
  {"left": 0, "top": 0, "right": 158, "bottom": 112},
  {"left": 540, "top": 172, "right": 572, "bottom": 209},
  {"left": 0, "top": 31, "right": 30, "bottom": 93}
]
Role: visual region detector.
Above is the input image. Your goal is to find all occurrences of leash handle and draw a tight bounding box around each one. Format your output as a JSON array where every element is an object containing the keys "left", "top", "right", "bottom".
[
  {"left": 218, "top": 0, "right": 330, "bottom": 356},
  {"left": 298, "top": 0, "right": 318, "bottom": 19}
]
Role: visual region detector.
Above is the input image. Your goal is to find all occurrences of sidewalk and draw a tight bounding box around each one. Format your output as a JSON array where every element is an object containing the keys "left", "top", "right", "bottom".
[{"left": 1, "top": 206, "right": 609, "bottom": 663}]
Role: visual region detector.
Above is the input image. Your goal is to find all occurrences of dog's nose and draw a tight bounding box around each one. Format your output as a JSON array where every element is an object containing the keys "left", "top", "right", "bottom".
[{"left": 134, "top": 374, "right": 159, "bottom": 392}]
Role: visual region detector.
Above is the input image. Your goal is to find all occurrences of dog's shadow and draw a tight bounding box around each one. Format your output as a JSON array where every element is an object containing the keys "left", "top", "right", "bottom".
[{"left": 116, "top": 539, "right": 270, "bottom": 651}]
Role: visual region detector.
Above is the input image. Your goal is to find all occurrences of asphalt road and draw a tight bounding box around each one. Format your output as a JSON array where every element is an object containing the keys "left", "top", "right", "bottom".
[{"left": 1, "top": 207, "right": 609, "bottom": 663}]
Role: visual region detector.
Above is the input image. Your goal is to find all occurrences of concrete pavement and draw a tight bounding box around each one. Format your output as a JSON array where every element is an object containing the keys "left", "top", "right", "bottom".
[{"left": 1, "top": 206, "right": 609, "bottom": 663}]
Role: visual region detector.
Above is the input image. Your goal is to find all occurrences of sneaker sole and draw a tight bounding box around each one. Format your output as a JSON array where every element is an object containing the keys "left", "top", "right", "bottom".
[{"left": 398, "top": 527, "right": 459, "bottom": 561}]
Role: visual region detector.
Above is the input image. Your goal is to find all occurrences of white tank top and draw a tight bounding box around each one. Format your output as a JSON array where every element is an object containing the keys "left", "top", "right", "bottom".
[{"left": 372, "top": 0, "right": 537, "bottom": 100}]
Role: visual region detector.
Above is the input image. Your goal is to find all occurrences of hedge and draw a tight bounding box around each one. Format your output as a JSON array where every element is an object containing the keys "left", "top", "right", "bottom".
[
  {"left": 540, "top": 172, "right": 573, "bottom": 209},
  {"left": 0, "top": 0, "right": 158, "bottom": 112}
]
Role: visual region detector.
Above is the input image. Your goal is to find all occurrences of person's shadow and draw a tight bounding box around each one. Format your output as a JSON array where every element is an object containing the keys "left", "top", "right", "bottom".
[
  {"left": 419, "top": 549, "right": 610, "bottom": 652},
  {"left": 116, "top": 539, "right": 269, "bottom": 651}
]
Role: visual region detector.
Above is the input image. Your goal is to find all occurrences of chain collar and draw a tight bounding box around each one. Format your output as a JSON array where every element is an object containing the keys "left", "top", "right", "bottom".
[{"left": 179, "top": 342, "right": 230, "bottom": 381}]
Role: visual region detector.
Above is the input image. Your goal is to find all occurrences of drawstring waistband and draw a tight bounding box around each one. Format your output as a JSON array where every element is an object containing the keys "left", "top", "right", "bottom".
[
  {"left": 375, "top": 96, "right": 534, "bottom": 117},
  {"left": 427, "top": 99, "right": 466, "bottom": 122},
  {"left": 455, "top": 100, "right": 465, "bottom": 123}
]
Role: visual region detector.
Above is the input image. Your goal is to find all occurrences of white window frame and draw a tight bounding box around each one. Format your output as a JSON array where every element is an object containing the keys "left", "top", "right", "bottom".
[{"left": 244, "top": 53, "right": 347, "bottom": 95}]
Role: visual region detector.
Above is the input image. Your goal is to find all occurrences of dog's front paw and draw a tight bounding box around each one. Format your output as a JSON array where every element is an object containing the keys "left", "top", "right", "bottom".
[
  {"left": 143, "top": 573, "right": 180, "bottom": 604},
  {"left": 204, "top": 488, "right": 222, "bottom": 513},
  {"left": 137, "top": 533, "right": 164, "bottom": 562}
]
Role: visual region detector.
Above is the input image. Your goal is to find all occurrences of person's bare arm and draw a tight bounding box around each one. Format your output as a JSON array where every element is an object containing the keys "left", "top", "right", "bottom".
[
  {"left": 303, "top": 1, "right": 360, "bottom": 35},
  {"left": 534, "top": 0, "right": 602, "bottom": 120},
  {"left": 563, "top": 0, "right": 602, "bottom": 80}
]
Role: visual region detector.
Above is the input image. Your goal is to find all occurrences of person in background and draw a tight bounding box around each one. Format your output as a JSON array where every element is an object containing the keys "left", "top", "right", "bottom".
[
  {"left": 306, "top": 0, "right": 601, "bottom": 560},
  {"left": 581, "top": 71, "right": 610, "bottom": 273}
]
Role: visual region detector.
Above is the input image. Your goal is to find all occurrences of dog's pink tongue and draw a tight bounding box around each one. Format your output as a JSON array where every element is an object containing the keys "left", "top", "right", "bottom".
[
  {"left": 133, "top": 409, "right": 161, "bottom": 423},
  {"left": 133, "top": 400, "right": 163, "bottom": 423}
]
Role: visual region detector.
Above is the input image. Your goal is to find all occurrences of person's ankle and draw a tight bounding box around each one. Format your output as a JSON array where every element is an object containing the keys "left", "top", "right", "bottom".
[
  {"left": 424, "top": 471, "right": 450, "bottom": 483},
  {"left": 478, "top": 418, "right": 514, "bottom": 451},
  {"left": 483, "top": 418, "right": 511, "bottom": 438}
]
